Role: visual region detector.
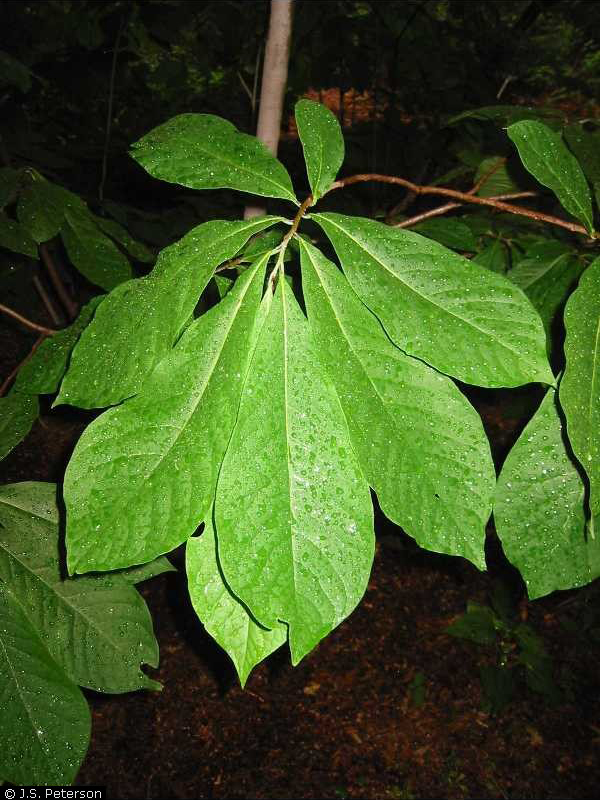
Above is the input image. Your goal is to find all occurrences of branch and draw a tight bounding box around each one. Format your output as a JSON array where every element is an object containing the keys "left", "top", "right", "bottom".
[
  {"left": 0, "top": 303, "right": 57, "bottom": 335},
  {"left": 0, "top": 335, "right": 45, "bottom": 397},
  {"left": 326, "top": 174, "right": 594, "bottom": 237},
  {"left": 39, "top": 243, "right": 78, "bottom": 320},
  {"left": 396, "top": 191, "right": 538, "bottom": 229}
]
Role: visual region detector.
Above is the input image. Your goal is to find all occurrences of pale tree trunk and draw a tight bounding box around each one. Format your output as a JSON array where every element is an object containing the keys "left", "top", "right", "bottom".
[{"left": 244, "top": 0, "right": 294, "bottom": 219}]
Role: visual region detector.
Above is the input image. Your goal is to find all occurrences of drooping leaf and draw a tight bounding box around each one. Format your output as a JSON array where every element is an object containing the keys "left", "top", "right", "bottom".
[
  {"left": 473, "top": 239, "right": 509, "bottom": 274},
  {"left": 560, "top": 258, "right": 600, "bottom": 515},
  {"left": 64, "top": 257, "right": 268, "bottom": 573},
  {"left": 0, "top": 389, "right": 38, "bottom": 461},
  {"left": 216, "top": 277, "right": 374, "bottom": 665},
  {"left": 92, "top": 214, "right": 155, "bottom": 263},
  {"left": 508, "top": 242, "right": 584, "bottom": 336},
  {"left": 0, "top": 212, "right": 37, "bottom": 257},
  {"left": 300, "top": 239, "right": 493, "bottom": 568},
  {"left": 56, "top": 216, "right": 281, "bottom": 409},
  {"left": 563, "top": 124, "right": 600, "bottom": 208},
  {"left": 494, "top": 389, "right": 600, "bottom": 599},
  {"left": 313, "top": 213, "right": 553, "bottom": 388},
  {"left": 507, "top": 121, "right": 594, "bottom": 233},
  {"left": 0, "top": 482, "right": 162, "bottom": 692},
  {"left": 413, "top": 217, "right": 478, "bottom": 251},
  {"left": 0, "top": 580, "right": 90, "bottom": 786},
  {"left": 14, "top": 297, "right": 102, "bottom": 395},
  {"left": 187, "top": 516, "right": 286, "bottom": 687},
  {"left": 295, "top": 99, "right": 344, "bottom": 201},
  {"left": 61, "top": 208, "right": 133, "bottom": 290},
  {"left": 131, "top": 114, "right": 298, "bottom": 203},
  {"left": 17, "top": 180, "right": 69, "bottom": 244}
]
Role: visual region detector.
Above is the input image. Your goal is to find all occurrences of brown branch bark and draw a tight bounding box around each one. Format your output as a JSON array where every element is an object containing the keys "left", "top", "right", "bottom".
[
  {"left": 396, "top": 191, "right": 538, "bottom": 229},
  {"left": 326, "top": 173, "right": 594, "bottom": 237},
  {"left": 39, "top": 243, "right": 78, "bottom": 320},
  {"left": 0, "top": 303, "right": 57, "bottom": 335}
]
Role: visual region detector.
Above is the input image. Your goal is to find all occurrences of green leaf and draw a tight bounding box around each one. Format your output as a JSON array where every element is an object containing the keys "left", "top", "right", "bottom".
[
  {"left": 92, "top": 214, "right": 155, "bottom": 263},
  {"left": 507, "top": 121, "right": 594, "bottom": 233},
  {"left": 560, "top": 258, "right": 600, "bottom": 515},
  {"left": 242, "top": 229, "right": 283, "bottom": 260},
  {"left": 313, "top": 213, "right": 553, "bottom": 388},
  {"left": 0, "top": 212, "right": 37, "bottom": 257},
  {"left": 0, "top": 389, "right": 38, "bottom": 461},
  {"left": 449, "top": 106, "right": 563, "bottom": 127},
  {"left": 564, "top": 124, "right": 600, "bottom": 208},
  {"left": 187, "top": 516, "right": 286, "bottom": 687},
  {"left": 56, "top": 216, "right": 281, "bottom": 409},
  {"left": 508, "top": 242, "right": 584, "bottom": 336},
  {"left": 131, "top": 114, "right": 298, "bottom": 203},
  {"left": 17, "top": 181, "right": 68, "bottom": 244},
  {"left": 0, "top": 580, "right": 90, "bottom": 786},
  {"left": 300, "top": 239, "right": 493, "bottom": 568},
  {"left": 0, "top": 49, "right": 32, "bottom": 92},
  {"left": 474, "top": 157, "right": 520, "bottom": 198},
  {"left": 413, "top": 218, "right": 478, "bottom": 251},
  {"left": 0, "top": 167, "right": 22, "bottom": 208},
  {"left": 447, "top": 603, "right": 498, "bottom": 645},
  {"left": 494, "top": 389, "right": 600, "bottom": 599},
  {"left": 64, "top": 257, "right": 267, "bottom": 573},
  {"left": 216, "top": 277, "right": 374, "bottom": 665},
  {"left": 61, "top": 208, "right": 133, "bottom": 290},
  {"left": 473, "top": 239, "right": 509, "bottom": 274},
  {"left": 295, "top": 99, "right": 344, "bottom": 202},
  {"left": 0, "top": 482, "right": 161, "bottom": 692},
  {"left": 14, "top": 298, "right": 102, "bottom": 395}
]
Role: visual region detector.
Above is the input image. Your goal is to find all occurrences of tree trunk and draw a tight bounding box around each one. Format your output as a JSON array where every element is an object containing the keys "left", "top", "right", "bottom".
[{"left": 244, "top": 0, "right": 294, "bottom": 219}]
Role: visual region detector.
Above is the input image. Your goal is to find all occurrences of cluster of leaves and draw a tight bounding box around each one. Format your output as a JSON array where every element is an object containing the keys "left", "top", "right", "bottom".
[
  {"left": 1, "top": 98, "right": 599, "bottom": 785},
  {"left": 447, "top": 581, "right": 560, "bottom": 714}
]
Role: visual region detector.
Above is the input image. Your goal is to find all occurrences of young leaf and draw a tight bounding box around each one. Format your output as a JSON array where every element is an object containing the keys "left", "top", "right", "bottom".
[
  {"left": 131, "top": 114, "right": 298, "bottom": 203},
  {"left": 56, "top": 216, "right": 281, "bottom": 409},
  {"left": 187, "top": 516, "right": 286, "bottom": 687},
  {"left": 0, "top": 212, "right": 37, "bottom": 257},
  {"left": 216, "top": 277, "right": 374, "bottom": 665},
  {"left": 0, "top": 388, "right": 38, "bottom": 461},
  {"left": 300, "top": 239, "right": 493, "bottom": 568},
  {"left": 560, "top": 258, "right": 600, "bottom": 515},
  {"left": 61, "top": 207, "right": 133, "bottom": 290},
  {"left": 295, "top": 99, "right": 344, "bottom": 201},
  {"left": 0, "top": 580, "right": 91, "bottom": 786},
  {"left": 494, "top": 389, "right": 600, "bottom": 599},
  {"left": 14, "top": 297, "right": 102, "bottom": 395},
  {"left": 0, "top": 482, "right": 162, "bottom": 692},
  {"left": 507, "top": 121, "right": 594, "bottom": 233},
  {"left": 64, "top": 257, "right": 268, "bottom": 573},
  {"left": 313, "top": 213, "right": 553, "bottom": 388}
]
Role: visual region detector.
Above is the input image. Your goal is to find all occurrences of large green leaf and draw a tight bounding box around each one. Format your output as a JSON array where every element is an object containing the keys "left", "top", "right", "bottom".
[
  {"left": 313, "top": 213, "right": 553, "bottom": 388},
  {"left": 64, "top": 257, "right": 267, "bottom": 573},
  {"left": 495, "top": 389, "right": 600, "bottom": 598},
  {"left": 216, "top": 277, "right": 374, "bottom": 665},
  {"left": 0, "top": 482, "right": 163, "bottom": 692},
  {"left": 56, "top": 216, "right": 280, "bottom": 409},
  {"left": 17, "top": 181, "right": 70, "bottom": 244},
  {"left": 14, "top": 297, "right": 102, "bottom": 395},
  {"left": 61, "top": 208, "right": 133, "bottom": 290},
  {"left": 560, "top": 258, "right": 600, "bottom": 515},
  {"left": 508, "top": 241, "right": 584, "bottom": 336},
  {"left": 300, "top": 240, "right": 493, "bottom": 568},
  {"left": 0, "top": 389, "right": 38, "bottom": 461},
  {"left": 0, "top": 212, "right": 37, "bottom": 257},
  {"left": 0, "top": 580, "right": 90, "bottom": 786},
  {"left": 131, "top": 114, "right": 298, "bottom": 203},
  {"left": 507, "top": 121, "right": 594, "bottom": 233},
  {"left": 295, "top": 99, "right": 344, "bottom": 202},
  {"left": 187, "top": 516, "right": 286, "bottom": 686}
]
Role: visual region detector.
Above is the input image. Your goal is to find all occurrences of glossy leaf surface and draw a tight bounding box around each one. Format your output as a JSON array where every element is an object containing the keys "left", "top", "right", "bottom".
[
  {"left": 187, "top": 517, "right": 286, "bottom": 686},
  {"left": 560, "top": 258, "right": 600, "bottom": 515},
  {"left": 216, "top": 278, "right": 374, "bottom": 665},
  {"left": 0, "top": 389, "right": 38, "bottom": 461},
  {"left": 0, "top": 482, "right": 162, "bottom": 692},
  {"left": 64, "top": 258, "right": 267, "bottom": 573},
  {"left": 507, "top": 121, "right": 594, "bottom": 233},
  {"left": 56, "top": 217, "right": 280, "bottom": 409},
  {"left": 0, "top": 580, "right": 90, "bottom": 786},
  {"left": 495, "top": 390, "right": 600, "bottom": 598},
  {"left": 313, "top": 213, "right": 553, "bottom": 387},
  {"left": 300, "top": 240, "right": 493, "bottom": 568},
  {"left": 295, "top": 99, "right": 344, "bottom": 201},
  {"left": 131, "top": 113, "right": 297, "bottom": 203}
]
